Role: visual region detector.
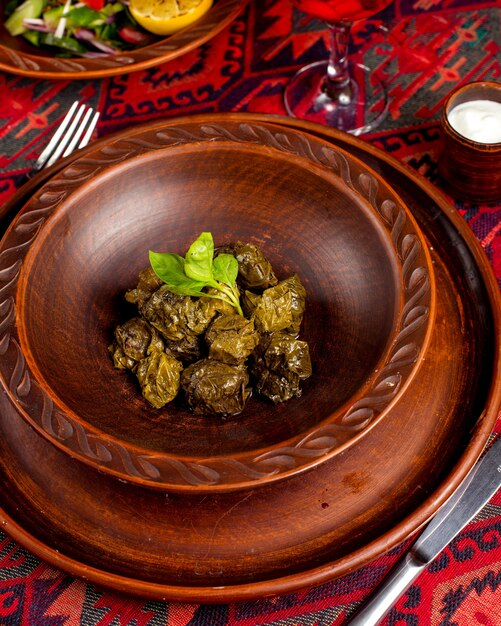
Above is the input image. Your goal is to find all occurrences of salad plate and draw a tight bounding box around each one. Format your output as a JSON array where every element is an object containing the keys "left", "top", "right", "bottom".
[
  {"left": 0, "top": 0, "right": 248, "bottom": 79},
  {"left": 0, "top": 113, "right": 498, "bottom": 602}
]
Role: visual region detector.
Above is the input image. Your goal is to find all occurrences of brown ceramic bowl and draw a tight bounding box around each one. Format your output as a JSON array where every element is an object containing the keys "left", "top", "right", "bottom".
[
  {"left": 439, "top": 80, "right": 501, "bottom": 203},
  {"left": 0, "top": 119, "right": 435, "bottom": 492},
  {"left": 0, "top": 114, "right": 498, "bottom": 601},
  {"left": 0, "top": 0, "right": 247, "bottom": 80}
]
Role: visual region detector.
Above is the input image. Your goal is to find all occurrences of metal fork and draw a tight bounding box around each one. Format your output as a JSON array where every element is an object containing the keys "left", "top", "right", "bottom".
[{"left": 33, "top": 101, "right": 100, "bottom": 173}]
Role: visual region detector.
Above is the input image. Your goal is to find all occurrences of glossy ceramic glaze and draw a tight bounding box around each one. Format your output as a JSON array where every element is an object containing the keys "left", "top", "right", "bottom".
[
  {"left": 0, "top": 120, "right": 434, "bottom": 492},
  {"left": 439, "top": 81, "right": 501, "bottom": 203}
]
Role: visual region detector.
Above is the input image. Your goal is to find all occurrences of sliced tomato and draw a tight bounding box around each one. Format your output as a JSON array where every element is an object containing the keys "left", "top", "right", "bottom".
[
  {"left": 118, "top": 26, "right": 149, "bottom": 44},
  {"left": 81, "top": 0, "right": 105, "bottom": 9}
]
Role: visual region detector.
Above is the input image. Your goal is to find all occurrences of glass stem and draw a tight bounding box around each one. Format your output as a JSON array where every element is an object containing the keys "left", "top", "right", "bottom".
[{"left": 323, "top": 21, "right": 353, "bottom": 102}]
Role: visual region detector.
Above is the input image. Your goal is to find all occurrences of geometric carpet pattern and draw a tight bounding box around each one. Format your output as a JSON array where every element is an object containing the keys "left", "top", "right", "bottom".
[{"left": 0, "top": 0, "right": 500, "bottom": 623}]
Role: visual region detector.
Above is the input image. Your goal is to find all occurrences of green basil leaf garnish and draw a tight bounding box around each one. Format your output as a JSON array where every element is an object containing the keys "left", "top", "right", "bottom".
[
  {"left": 149, "top": 233, "right": 243, "bottom": 316},
  {"left": 184, "top": 232, "right": 215, "bottom": 283},
  {"left": 213, "top": 253, "right": 239, "bottom": 286}
]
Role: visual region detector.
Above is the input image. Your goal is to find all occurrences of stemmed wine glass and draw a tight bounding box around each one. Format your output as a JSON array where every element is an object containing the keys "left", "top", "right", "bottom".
[{"left": 284, "top": 0, "right": 393, "bottom": 135}]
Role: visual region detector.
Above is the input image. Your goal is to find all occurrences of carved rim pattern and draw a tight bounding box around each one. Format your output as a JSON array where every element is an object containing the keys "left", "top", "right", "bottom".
[
  {"left": 0, "top": 0, "right": 247, "bottom": 78},
  {"left": 0, "top": 121, "right": 435, "bottom": 491}
]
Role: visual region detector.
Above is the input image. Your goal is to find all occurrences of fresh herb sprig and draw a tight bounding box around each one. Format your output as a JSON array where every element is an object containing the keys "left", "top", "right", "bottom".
[{"left": 149, "top": 232, "right": 243, "bottom": 316}]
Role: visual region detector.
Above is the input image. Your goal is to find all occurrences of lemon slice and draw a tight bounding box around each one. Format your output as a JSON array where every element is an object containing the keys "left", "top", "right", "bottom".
[{"left": 130, "top": 0, "right": 214, "bottom": 36}]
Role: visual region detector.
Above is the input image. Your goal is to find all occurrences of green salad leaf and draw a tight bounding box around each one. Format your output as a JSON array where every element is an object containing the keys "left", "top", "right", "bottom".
[
  {"left": 66, "top": 6, "right": 102, "bottom": 28},
  {"left": 149, "top": 233, "right": 244, "bottom": 316},
  {"left": 40, "top": 32, "right": 87, "bottom": 54},
  {"left": 4, "top": 0, "right": 45, "bottom": 36}
]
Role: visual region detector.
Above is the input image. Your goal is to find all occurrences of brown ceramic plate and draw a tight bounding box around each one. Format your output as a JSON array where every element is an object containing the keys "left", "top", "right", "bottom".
[
  {"left": 0, "top": 114, "right": 498, "bottom": 602},
  {"left": 0, "top": 119, "right": 434, "bottom": 492},
  {"left": 0, "top": 0, "right": 247, "bottom": 80}
]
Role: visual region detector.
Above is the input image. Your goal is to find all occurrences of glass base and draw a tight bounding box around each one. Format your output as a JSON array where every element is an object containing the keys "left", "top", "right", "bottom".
[{"left": 284, "top": 60, "right": 388, "bottom": 135}]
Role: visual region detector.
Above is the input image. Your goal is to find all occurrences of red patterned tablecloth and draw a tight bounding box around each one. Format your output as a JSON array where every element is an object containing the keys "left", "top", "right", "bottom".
[{"left": 0, "top": 0, "right": 500, "bottom": 624}]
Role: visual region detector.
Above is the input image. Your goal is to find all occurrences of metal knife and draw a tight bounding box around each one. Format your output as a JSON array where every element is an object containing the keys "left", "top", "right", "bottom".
[{"left": 345, "top": 434, "right": 501, "bottom": 626}]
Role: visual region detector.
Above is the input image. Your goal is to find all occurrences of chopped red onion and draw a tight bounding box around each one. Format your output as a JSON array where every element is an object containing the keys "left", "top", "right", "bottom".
[
  {"left": 79, "top": 50, "right": 112, "bottom": 58},
  {"left": 88, "top": 38, "right": 117, "bottom": 54},
  {"left": 22, "top": 19, "right": 53, "bottom": 32},
  {"left": 74, "top": 28, "right": 117, "bottom": 54},
  {"left": 23, "top": 18, "right": 45, "bottom": 25},
  {"left": 74, "top": 27, "right": 95, "bottom": 40}
]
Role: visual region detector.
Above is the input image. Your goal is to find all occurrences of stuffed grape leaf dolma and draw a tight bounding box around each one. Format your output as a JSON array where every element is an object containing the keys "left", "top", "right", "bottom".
[
  {"left": 110, "top": 317, "right": 164, "bottom": 371},
  {"left": 198, "top": 289, "right": 235, "bottom": 322},
  {"left": 136, "top": 351, "right": 184, "bottom": 409},
  {"left": 205, "top": 314, "right": 260, "bottom": 365},
  {"left": 139, "top": 285, "right": 204, "bottom": 341},
  {"left": 125, "top": 267, "right": 164, "bottom": 308},
  {"left": 138, "top": 286, "right": 200, "bottom": 362},
  {"left": 250, "top": 274, "right": 307, "bottom": 334},
  {"left": 251, "top": 332, "right": 312, "bottom": 404},
  {"left": 251, "top": 283, "right": 293, "bottom": 333},
  {"left": 111, "top": 233, "right": 311, "bottom": 417},
  {"left": 279, "top": 274, "right": 306, "bottom": 336},
  {"left": 233, "top": 241, "right": 278, "bottom": 290},
  {"left": 139, "top": 285, "right": 231, "bottom": 363},
  {"left": 162, "top": 333, "right": 202, "bottom": 364},
  {"left": 241, "top": 289, "right": 261, "bottom": 318},
  {"left": 181, "top": 359, "right": 251, "bottom": 416}
]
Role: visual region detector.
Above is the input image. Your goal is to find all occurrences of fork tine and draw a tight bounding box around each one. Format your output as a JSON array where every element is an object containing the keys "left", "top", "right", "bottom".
[
  {"left": 45, "top": 103, "right": 87, "bottom": 169},
  {"left": 33, "top": 100, "right": 79, "bottom": 172},
  {"left": 78, "top": 110, "right": 100, "bottom": 150},
  {"left": 61, "top": 107, "right": 93, "bottom": 159}
]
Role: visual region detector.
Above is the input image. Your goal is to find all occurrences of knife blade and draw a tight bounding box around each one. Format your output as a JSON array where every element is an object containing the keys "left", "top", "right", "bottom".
[{"left": 345, "top": 434, "right": 501, "bottom": 626}]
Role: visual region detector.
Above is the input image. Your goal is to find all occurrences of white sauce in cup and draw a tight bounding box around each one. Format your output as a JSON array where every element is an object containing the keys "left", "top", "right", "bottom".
[{"left": 447, "top": 99, "right": 501, "bottom": 143}]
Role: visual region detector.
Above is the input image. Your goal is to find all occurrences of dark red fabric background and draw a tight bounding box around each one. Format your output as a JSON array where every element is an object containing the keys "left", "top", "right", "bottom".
[{"left": 0, "top": 0, "right": 500, "bottom": 624}]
